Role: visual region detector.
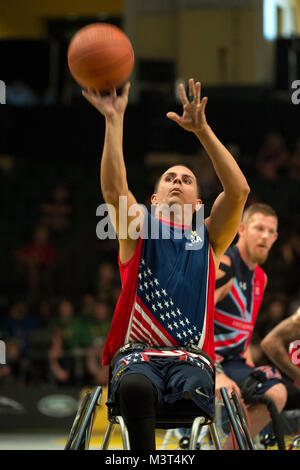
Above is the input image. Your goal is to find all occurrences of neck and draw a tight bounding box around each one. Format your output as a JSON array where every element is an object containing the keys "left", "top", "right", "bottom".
[
  {"left": 236, "top": 240, "right": 257, "bottom": 271},
  {"left": 153, "top": 204, "right": 193, "bottom": 227}
]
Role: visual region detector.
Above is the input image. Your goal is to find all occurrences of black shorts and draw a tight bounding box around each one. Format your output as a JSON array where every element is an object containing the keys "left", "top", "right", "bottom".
[
  {"left": 222, "top": 357, "right": 283, "bottom": 395},
  {"left": 108, "top": 351, "right": 215, "bottom": 418}
]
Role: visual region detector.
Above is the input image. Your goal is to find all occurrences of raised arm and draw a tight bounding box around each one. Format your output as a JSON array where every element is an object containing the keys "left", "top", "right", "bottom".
[
  {"left": 261, "top": 307, "right": 300, "bottom": 384},
  {"left": 167, "top": 79, "right": 250, "bottom": 266},
  {"left": 83, "top": 84, "right": 143, "bottom": 263}
]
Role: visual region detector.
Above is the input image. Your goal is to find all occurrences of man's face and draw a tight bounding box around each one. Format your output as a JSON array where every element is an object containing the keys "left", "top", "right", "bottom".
[
  {"left": 151, "top": 165, "right": 201, "bottom": 213},
  {"left": 239, "top": 213, "right": 278, "bottom": 265}
]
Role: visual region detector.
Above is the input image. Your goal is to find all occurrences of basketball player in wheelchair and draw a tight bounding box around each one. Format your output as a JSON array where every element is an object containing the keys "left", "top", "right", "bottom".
[{"left": 77, "top": 77, "right": 250, "bottom": 450}]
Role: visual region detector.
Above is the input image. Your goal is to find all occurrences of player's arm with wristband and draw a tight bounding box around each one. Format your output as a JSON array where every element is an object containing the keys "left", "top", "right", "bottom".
[
  {"left": 261, "top": 307, "right": 300, "bottom": 385},
  {"left": 82, "top": 83, "right": 143, "bottom": 264},
  {"left": 166, "top": 78, "right": 250, "bottom": 268}
]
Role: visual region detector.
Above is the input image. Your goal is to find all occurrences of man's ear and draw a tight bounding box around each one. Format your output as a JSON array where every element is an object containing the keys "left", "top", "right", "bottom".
[
  {"left": 272, "top": 231, "right": 279, "bottom": 243},
  {"left": 151, "top": 193, "right": 158, "bottom": 205},
  {"left": 238, "top": 222, "right": 246, "bottom": 238},
  {"left": 195, "top": 199, "right": 202, "bottom": 211}
]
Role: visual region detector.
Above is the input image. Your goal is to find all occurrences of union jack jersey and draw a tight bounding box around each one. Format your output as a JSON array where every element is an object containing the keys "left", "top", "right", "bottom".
[
  {"left": 102, "top": 210, "right": 216, "bottom": 366},
  {"left": 214, "top": 245, "right": 267, "bottom": 359}
]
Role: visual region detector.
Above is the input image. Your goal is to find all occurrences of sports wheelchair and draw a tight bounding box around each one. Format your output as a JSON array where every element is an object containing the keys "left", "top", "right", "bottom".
[{"left": 64, "top": 382, "right": 253, "bottom": 450}]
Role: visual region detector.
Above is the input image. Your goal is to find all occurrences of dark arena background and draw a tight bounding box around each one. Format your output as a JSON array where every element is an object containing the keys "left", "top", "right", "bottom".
[{"left": 0, "top": 0, "right": 300, "bottom": 451}]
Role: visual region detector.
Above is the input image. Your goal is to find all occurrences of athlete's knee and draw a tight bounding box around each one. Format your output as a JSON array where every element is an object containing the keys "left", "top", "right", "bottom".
[
  {"left": 264, "top": 382, "right": 288, "bottom": 412},
  {"left": 117, "top": 373, "right": 157, "bottom": 409}
]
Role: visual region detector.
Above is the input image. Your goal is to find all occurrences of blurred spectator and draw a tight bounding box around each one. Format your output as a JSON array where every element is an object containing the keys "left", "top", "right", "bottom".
[
  {"left": 25, "top": 299, "right": 54, "bottom": 384},
  {"left": 256, "top": 132, "right": 289, "bottom": 180},
  {"left": 289, "top": 137, "right": 300, "bottom": 181},
  {"left": 2, "top": 299, "right": 37, "bottom": 357},
  {"left": 50, "top": 299, "right": 93, "bottom": 351},
  {"left": 96, "top": 262, "right": 117, "bottom": 305},
  {"left": 0, "top": 339, "right": 25, "bottom": 386},
  {"left": 48, "top": 299, "right": 77, "bottom": 386},
  {"left": 278, "top": 231, "right": 300, "bottom": 295},
  {"left": 251, "top": 298, "right": 288, "bottom": 366},
  {"left": 289, "top": 286, "right": 300, "bottom": 316},
  {"left": 1, "top": 300, "right": 37, "bottom": 386},
  {"left": 79, "top": 293, "right": 97, "bottom": 320},
  {"left": 89, "top": 301, "right": 111, "bottom": 343},
  {"left": 253, "top": 298, "right": 287, "bottom": 342},
  {"left": 48, "top": 332, "right": 75, "bottom": 386},
  {"left": 40, "top": 184, "right": 73, "bottom": 236},
  {"left": 226, "top": 142, "right": 241, "bottom": 162},
  {"left": 82, "top": 300, "right": 111, "bottom": 386},
  {"left": 36, "top": 299, "right": 53, "bottom": 328},
  {"left": 280, "top": 231, "right": 300, "bottom": 266},
  {"left": 14, "top": 224, "right": 56, "bottom": 301},
  {"left": 6, "top": 80, "right": 39, "bottom": 106},
  {"left": 196, "top": 147, "right": 221, "bottom": 198},
  {"left": 85, "top": 342, "right": 109, "bottom": 386},
  {"left": 111, "top": 283, "right": 122, "bottom": 307},
  {"left": 48, "top": 298, "right": 99, "bottom": 386}
]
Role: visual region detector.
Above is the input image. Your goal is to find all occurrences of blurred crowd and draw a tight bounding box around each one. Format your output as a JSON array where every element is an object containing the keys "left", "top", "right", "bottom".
[
  {"left": 0, "top": 264, "right": 119, "bottom": 388},
  {"left": 0, "top": 128, "right": 299, "bottom": 390}
]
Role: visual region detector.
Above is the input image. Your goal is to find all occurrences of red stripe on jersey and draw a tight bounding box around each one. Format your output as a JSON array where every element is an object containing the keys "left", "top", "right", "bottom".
[
  {"left": 214, "top": 332, "right": 248, "bottom": 349},
  {"left": 128, "top": 296, "right": 178, "bottom": 347},
  {"left": 244, "top": 265, "right": 267, "bottom": 350},
  {"left": 130, "top": 321, "right": 153, "bottom": 345},
  {"left": 214, "top": 310, "right": 254, "bottom": 332},
  {"left": 102, "top": 237, "right": 144, "bottom": 366},
  {"left": 201, "top": 245, "right": 216, "bottom": 363}
]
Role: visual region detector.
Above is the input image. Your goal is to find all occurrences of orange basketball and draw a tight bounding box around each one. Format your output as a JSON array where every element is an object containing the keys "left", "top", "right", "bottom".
[{"left": 67, "top": 23, "right": 134, "bottom": 91}]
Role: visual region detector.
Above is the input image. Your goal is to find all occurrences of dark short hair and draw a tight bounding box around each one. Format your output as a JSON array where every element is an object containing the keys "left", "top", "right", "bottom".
[{"left": 153, "top": 164, "right": 201, "bottom": 198}]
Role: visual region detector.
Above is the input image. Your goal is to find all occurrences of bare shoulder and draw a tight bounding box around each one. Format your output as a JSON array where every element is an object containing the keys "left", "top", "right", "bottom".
[
  {"left": 266, "top": 310, "right": 300, "bottom": 344},
  {"left": 292, "top": 307, "right": 300, "bottom": 325}
]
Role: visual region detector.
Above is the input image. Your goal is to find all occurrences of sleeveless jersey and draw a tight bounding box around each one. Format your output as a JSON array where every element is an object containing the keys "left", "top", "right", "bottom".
[
  {"left": 102, "top": 209, "right": 216, "bottom": 366},
  {"left": 214, "top": 245, "right": 267, "bottom": 359}
]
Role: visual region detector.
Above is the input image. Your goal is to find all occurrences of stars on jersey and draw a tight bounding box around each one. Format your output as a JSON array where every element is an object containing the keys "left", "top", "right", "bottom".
[{"left": 130, "top": 258, "right": 202, "bottom": 347}]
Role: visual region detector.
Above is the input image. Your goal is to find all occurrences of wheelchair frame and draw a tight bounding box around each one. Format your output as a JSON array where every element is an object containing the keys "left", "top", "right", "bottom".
[{"left": 64, "top": 385, "right": 253, "bottom": 450}]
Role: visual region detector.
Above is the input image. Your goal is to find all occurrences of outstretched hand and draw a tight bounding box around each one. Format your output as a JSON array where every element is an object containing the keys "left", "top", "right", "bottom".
[
  {"left": 82, "top": 82, "right": 130, "bottom": 120},
  {"left": 167, "top": 78, "right": 208, "bottom": 134}
]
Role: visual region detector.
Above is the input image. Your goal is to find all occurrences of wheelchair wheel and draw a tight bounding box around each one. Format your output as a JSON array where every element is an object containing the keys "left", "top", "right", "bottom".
[
  {"left": 220, "top": 387, "right": 247, "bottom": 450},
  {"left": 231, "top": 391, "right": 255, "bottom": 450},
  {"left": 65, "top": 386, "right": 102, "bottom": 450}
]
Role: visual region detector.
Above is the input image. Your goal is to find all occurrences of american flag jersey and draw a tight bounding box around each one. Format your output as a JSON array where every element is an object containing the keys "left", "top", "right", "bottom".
[
  {"left": 214, "top": 245, "right": 267, "bottom": 359},
  {"left": 102, "top": 210, "right": 216, "bottom": 366}
]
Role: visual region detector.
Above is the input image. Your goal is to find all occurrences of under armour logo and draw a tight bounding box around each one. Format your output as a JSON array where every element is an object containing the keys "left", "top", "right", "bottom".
[{"left": 239, "top": 282, "right": 247, "bottom": 291}]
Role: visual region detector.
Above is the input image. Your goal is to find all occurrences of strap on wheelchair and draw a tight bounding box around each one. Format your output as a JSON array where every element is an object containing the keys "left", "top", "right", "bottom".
[{"left": 239, "top": 370, "right": 285, "bottom": 450}]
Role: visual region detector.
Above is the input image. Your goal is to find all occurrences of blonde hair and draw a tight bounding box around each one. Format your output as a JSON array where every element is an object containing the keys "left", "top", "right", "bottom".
[{"left": 242, "top": 203, "right": 278, "bottom": 225}]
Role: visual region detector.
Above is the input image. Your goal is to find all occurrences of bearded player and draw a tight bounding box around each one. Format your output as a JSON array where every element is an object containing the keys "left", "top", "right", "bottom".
[{"left": 214, "top": 203, "right": 287, "bottom": 444}]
